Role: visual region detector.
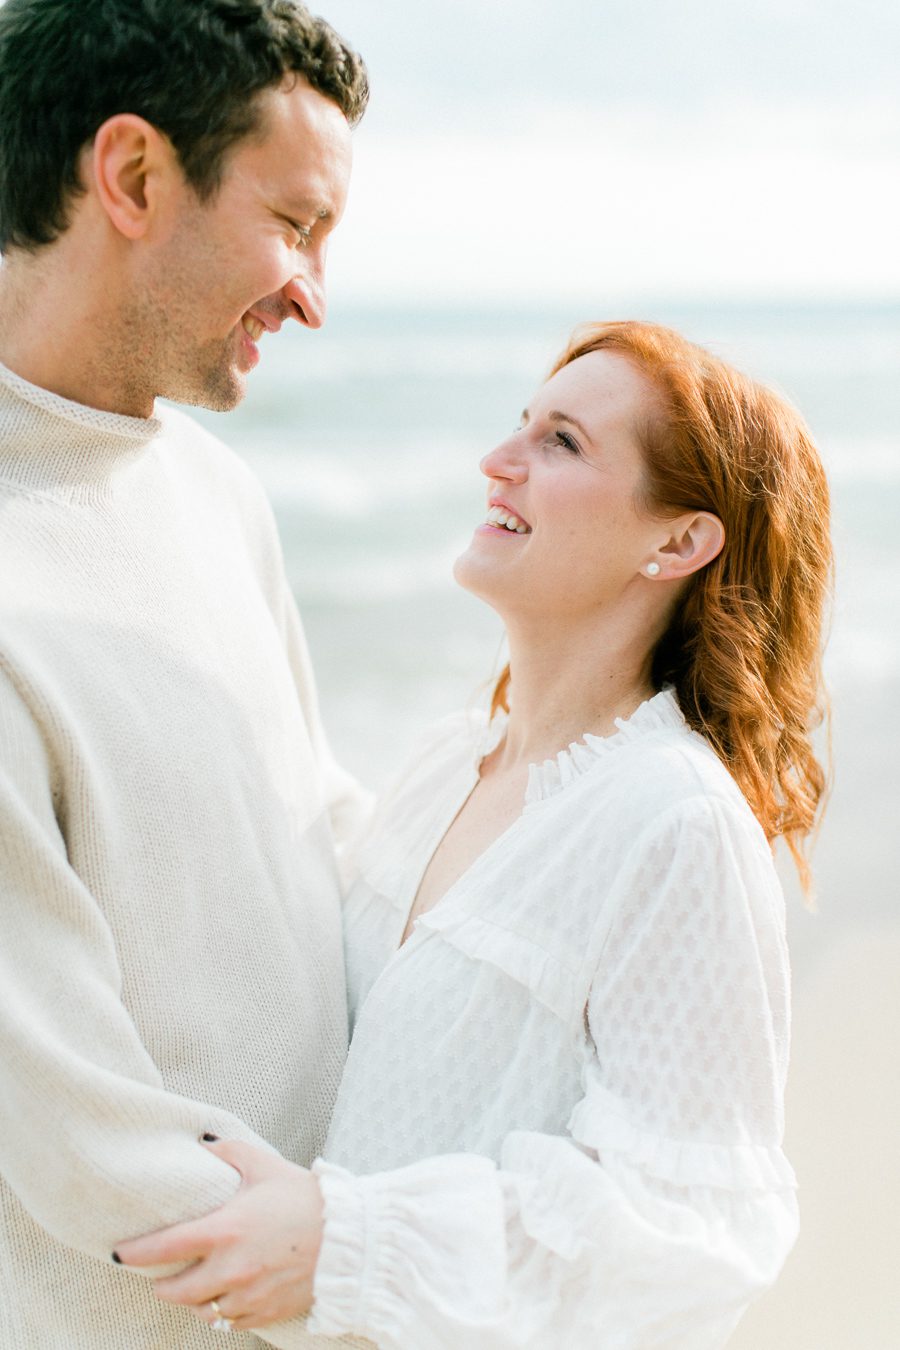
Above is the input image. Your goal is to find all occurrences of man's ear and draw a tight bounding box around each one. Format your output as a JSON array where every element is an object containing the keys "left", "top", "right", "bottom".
[
  {"left": 656, "top": 511, "right": 725, "bottom": 580},
  {"left": 90, "top": 114, "right": 176, "bottom": 241}
]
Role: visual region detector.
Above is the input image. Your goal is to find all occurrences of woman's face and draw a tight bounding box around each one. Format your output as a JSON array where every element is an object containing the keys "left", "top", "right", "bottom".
[{"left": 454, "top": 349, "right": 667, "bottom": 623}]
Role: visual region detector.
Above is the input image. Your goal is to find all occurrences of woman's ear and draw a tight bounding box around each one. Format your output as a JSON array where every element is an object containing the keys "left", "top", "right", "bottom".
[
  {"left": 654, "top": 511, "right": 725, "bottom": 580},
  {"left": 90, "top": 114, "right": 175, "bottom": 241}
]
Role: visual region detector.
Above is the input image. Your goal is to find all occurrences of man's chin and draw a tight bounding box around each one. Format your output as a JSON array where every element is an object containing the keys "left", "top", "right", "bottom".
[{"left": 163, "top": 364, "right": 248, "bottom": 413}]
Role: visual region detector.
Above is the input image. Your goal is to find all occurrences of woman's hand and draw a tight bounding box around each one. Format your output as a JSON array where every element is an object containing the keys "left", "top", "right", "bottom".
[{"left": 114, "top": 1138, "right": 324, "bottom": 1333}]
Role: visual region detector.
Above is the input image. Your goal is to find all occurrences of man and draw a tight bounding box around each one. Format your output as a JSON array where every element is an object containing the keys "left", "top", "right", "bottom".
[{"left": 0, "top": 1, "right": 372, "bottom": 1345}]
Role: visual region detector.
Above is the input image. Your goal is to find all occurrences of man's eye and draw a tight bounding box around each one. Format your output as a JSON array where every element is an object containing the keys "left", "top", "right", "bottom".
[{"left": 289, "top": 221, "right": 312, "bottom": 249}]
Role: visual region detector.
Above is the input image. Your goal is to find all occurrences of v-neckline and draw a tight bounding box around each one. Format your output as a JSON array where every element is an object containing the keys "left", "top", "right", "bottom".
[
  {"left": 393, "top": 782, "right": 533, "bottom": 954},
  {"left": 390, "top": 688, "right": 683, "bottom": 955},
  {"left": 392, "top": 738, "right": 537, "bottom": 954}
]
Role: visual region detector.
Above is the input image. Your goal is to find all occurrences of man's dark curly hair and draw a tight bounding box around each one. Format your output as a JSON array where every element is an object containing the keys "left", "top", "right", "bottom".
[{"left": 0, "top": 0, "right": 369, "bottom": 252}]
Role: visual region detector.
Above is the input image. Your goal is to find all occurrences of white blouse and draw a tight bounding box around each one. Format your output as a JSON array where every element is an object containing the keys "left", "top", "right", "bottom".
[{"left": 307, "top": 690, "right": 798, "bottom": 1349}]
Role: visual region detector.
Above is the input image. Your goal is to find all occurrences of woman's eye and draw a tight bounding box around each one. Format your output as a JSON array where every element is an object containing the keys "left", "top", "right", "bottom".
[{"left": 555, "top": 430, "right": 580, "bottom": 453}]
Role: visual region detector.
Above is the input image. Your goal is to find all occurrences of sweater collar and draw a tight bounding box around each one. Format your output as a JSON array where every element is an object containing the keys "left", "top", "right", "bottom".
[{"left": 0, "top": 359, "right": 163, "bottom": 495}]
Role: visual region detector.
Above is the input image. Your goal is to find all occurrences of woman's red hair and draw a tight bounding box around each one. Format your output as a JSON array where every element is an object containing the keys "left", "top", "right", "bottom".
[{"left": 491, "top": 321, "right": 832, "bottom": 892}]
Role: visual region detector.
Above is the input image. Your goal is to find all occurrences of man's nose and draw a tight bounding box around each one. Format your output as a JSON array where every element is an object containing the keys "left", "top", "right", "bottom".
[{"left": 282, "top": 268, "right": 326, "bottom": 330}]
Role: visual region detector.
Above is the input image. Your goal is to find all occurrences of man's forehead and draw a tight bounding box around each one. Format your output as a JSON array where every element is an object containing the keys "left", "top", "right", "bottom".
[
  {"left": 256, "top": 76, "right": 349, "bottom": 144},
  {"left": 242, "top": 82, "right": 352, "bottom": 207}
]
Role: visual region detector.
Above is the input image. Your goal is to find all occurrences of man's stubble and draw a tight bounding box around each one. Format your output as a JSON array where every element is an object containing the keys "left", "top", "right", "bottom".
[{"left": 100, "top": 216, "right": 247, "bottom": 416}]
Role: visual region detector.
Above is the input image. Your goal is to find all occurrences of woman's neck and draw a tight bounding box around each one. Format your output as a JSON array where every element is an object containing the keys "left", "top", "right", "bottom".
[{"left": 491, "top": 608, "right": 662, "bottom": 772}]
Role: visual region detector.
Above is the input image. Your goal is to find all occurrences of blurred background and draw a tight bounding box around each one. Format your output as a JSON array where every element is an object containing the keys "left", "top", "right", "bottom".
[{"left": 193, "top": 3, "right": 900, "bottom": 1344}]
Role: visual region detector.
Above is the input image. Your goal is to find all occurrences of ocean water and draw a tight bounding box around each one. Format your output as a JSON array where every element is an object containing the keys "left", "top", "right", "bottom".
[{"left": 191, "top": 301, "right": 900, "bottom": 786}]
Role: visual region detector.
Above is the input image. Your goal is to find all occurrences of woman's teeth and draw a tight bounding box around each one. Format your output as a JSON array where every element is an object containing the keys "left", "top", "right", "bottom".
[
  {"left": 242, "top": 315, "right": 266, "bottom": 341},
  {"left": 486, "top": 505, "right": 530, "bottom": 533}
]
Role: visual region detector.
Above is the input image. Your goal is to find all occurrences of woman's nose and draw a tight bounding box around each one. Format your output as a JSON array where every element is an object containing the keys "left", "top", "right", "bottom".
[{"left": 480, "top": 435, "right": 527, "bottom": 481}]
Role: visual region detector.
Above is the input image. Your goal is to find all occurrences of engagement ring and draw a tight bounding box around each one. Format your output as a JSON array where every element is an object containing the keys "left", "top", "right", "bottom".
[{"left": 209, "top": 1300, "right": 234, "bottom": 1334}]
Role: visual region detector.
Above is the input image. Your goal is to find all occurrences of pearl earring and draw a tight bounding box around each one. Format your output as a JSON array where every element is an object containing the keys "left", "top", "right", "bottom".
[{"left": 646, "top": 562, "right": 661, "bottom": 577}]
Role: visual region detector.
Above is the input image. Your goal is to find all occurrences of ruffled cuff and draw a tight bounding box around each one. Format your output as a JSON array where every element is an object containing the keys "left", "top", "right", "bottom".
[
  {"left": 307, "top": 1160, "right": 371, "bottom": 1336},
  {"left": 308, "top": 1154, "right": 508, "bottom": 1343}
]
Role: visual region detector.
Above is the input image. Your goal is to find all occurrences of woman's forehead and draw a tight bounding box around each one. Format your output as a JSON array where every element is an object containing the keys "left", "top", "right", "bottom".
[{"left": 536, "top": 350, "right": 657, "bottom": 433}]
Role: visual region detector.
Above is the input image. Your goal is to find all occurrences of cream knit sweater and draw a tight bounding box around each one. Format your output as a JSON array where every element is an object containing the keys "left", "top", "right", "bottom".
[{"left": 0, "top": 362, "right": 369, "bottom": 1349}]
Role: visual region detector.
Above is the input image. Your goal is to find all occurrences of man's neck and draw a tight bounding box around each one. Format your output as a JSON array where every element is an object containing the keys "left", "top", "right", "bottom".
[{"left": 0, "top": 249, "right": 155, "bottom": 419}]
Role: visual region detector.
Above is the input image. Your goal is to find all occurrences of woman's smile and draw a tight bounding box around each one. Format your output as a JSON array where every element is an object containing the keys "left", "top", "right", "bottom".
[{"left": 479, "top": 502, "right": 532, "bottom": 535}]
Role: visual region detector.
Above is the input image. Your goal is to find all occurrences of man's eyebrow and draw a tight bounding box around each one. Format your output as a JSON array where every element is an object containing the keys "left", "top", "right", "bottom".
[{"left": 283, "top": 200, "right": 333, "bottom": 223}]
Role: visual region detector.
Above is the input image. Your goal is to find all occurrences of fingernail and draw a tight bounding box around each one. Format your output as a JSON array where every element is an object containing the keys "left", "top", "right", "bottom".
[
  {"left": 201, "top": 1133, "right": 220, "bottom": 1142},
  {"left": 111, "top": 1252, "right": 122, "bottom": 1264}
]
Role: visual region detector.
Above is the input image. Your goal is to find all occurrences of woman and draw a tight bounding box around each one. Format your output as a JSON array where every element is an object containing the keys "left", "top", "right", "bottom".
[{"left": 117, "top": 321, "right": 832, "bottom": 1348}]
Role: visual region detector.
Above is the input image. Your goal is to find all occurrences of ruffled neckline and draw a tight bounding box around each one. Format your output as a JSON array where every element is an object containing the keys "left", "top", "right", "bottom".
[{"left": 476, "top": 688, "right": 685, "bottom": 807}]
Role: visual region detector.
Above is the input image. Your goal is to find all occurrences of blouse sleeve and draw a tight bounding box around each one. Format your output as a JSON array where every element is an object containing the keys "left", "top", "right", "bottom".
[{"left": 306, "top": 796, "right": 799, "bottom": 1350}]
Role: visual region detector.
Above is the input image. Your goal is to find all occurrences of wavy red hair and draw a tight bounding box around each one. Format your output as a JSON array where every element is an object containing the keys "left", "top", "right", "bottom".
[{"left": 491, "top": 321, "right": 832, "bottom": 891}]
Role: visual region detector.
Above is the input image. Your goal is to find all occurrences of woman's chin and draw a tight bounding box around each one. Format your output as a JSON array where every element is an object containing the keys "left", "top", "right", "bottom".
[{"left": 452, "top": 547, "right": 505, "bottom": 605}]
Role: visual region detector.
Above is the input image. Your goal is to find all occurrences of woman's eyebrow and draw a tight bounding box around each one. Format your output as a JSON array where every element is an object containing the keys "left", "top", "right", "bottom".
[
  {"left": 520, "top": 408, "right": 595, "bottom": 447},
  {"left": 548, "top": 410, "right": 595, "bottom": 447}
]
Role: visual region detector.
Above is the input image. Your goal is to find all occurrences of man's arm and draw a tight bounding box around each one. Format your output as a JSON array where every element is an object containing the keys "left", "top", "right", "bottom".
[{"left": 0, "top": 662, "right": 277, "bottom": 1272}]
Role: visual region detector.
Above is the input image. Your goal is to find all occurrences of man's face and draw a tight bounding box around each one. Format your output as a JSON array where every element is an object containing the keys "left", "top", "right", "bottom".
[{"left": 137, "top": 77, "right": 353, "bottom": 411}]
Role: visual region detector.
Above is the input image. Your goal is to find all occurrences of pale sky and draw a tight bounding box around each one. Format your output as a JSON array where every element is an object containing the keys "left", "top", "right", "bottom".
[{"left": 320, "top": 0, "right": 900, "bottom": 305}]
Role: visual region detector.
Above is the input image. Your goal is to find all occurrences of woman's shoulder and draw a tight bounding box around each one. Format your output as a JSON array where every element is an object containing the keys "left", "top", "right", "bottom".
[
  {"left": 513, "top": 697, "right": 773, "bottom": 903},
  {"left": 582, "top": 730, "right": 778, "bottom": 900},
  {"left": 623, "top": 718, "right": 750, "bottom": 809}
]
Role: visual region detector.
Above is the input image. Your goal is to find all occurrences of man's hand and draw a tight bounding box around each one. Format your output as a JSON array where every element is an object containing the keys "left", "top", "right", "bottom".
[{"left": 114, "top": 1138, "right": 324, "bottom": 1333}]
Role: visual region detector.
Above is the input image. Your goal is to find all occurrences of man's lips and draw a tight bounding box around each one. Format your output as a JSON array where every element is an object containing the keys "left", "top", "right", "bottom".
[
  {"left": 241, "top": 311, "right": 283, "bottom": 342},
  {"left": 237, "top": 312, "right": 284, "bottom": 370},
  {"left": 237, "top": 319, "right": 261, "bottom": 370},
  {"left": 241, "top": 315, "right": 266, "bottom": 342}
]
